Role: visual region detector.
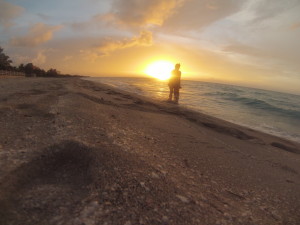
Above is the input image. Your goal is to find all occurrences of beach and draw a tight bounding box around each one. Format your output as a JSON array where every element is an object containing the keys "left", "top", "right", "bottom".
[{"left": 0, "top": 77, "right": 300, "bottom": 224}]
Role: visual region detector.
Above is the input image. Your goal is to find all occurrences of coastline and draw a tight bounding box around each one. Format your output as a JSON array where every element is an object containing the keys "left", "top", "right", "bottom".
[
  {"left": 84, "top": 76, "right": 300, "bottom": 144},
  {"left": 0, "top": 77, "right": 299, "bottom": 224}
]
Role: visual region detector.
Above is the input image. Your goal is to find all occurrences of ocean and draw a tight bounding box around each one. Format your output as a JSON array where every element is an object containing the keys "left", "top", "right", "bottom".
[{"left": 85, "top": 77, "right": 300, "bottom": 143}]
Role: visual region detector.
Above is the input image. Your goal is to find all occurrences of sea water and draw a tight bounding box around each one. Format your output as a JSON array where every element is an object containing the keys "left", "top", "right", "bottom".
[{"left": 85, "top": 77, "right": 300, "bottom": 143}]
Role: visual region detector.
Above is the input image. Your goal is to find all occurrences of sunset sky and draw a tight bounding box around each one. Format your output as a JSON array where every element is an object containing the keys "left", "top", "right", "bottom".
[{"left": 1, "top": 0, "right": 300, "bottom": 94}]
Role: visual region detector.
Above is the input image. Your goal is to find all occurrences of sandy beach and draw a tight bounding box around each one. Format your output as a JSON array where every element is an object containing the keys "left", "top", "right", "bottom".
[{"left": 0, "top": 77, "right": 299, "bottom": 225}]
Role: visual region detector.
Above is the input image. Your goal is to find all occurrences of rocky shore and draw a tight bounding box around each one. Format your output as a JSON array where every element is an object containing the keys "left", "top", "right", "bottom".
[{"left": 0, "top": 77, "right": 299, "bottom": 225}]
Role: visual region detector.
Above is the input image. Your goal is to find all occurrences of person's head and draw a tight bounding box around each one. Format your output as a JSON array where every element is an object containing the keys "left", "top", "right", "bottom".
[{"left": 175, "top": 63, "right": 180, "bottom": 70}]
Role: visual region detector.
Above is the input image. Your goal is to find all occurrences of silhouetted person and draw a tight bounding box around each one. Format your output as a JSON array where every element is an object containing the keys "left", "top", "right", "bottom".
[{"left": 168, "top": 63, "right": 181, "bottom": 104}]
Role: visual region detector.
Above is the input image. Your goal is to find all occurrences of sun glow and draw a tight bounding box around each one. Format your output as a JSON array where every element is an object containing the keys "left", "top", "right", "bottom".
[{"left": 145, "top": 61, "right": 174, "bottom": 80}]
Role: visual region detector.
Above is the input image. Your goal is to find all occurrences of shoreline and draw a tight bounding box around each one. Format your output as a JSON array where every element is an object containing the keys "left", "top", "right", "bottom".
[
  {"left": 84, "top": 76, "right": 300, "bottom": 145},
  {"left": 1, "top": 77, "right": 300, "bottom": 224}
]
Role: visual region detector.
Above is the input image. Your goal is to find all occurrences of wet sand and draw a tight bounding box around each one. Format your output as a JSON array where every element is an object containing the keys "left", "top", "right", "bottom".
[{"left": 0, "top": 77, "right": 299, "bottom": 225}]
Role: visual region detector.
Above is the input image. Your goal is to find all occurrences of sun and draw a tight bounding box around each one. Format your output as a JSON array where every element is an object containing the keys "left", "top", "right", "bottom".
[{"left": 145, "top": 61, "right": 174, "bottom": 80}]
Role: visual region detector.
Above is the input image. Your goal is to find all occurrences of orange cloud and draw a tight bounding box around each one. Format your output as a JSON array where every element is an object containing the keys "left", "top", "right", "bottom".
[
  {"left": 95, "top": 30, "right": 153, "bottom": 56},
  {"left": 10, "top": 23, "right": 62, "bottom": 47},
  {"left": 290, "top": 22, "right": 300, "bottom": 30},
  {"left": 0, "top": 0, "right": 24, "bottom": 28}
]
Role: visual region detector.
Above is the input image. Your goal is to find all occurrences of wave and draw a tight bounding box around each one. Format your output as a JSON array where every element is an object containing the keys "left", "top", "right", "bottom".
[
  {"left": 226, "top": 96, "right": 300, "bottom": 120},
  {"left": 199, "top": 89, "right": 300, "bottom": 120},
  {"left": 202, "top": 91, "right": 239, "bottom": 98}
]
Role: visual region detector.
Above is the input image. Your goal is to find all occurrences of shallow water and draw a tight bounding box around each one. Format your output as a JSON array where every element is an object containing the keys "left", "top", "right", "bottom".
[{"left": 85, "top": 77, "right": 300, "bottom": 143}]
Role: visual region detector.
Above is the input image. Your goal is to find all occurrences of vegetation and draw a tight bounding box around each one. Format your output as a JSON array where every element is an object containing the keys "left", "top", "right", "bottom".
[
  {"left": 0, "top": 46, "right": 69, "bottom": 77},
  {"left": 0, "top": 47, "right": 12, "bottom": 70}
]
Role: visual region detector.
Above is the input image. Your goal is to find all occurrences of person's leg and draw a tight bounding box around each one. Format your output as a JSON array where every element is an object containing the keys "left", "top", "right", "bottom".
[
  {"left": 174, "top": 87, "right": 179, "bottom": 103},
  {"left": 168, "top": 86, "right": 174, "bottom": 101}
]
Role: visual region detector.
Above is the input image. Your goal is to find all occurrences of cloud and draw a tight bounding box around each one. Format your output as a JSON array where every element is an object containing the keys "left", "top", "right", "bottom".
[
  {"left": 162, "top": 0, "right": 244, "bottom": 31},
  {"left": 79, "top": 49, "right": 100, "bottom": 62},
  {"left": 95, "top": 30, "right": 153, "bottom": 56},
  {"left": 104, "top": 0, "right": 186, "bottom": 28},
  {"left": 32, "top": 50, "right": 47, "bottom": 65},
  {"left": 63, "top": 55, "right": 73, "bottom": 61},
  {"left": 78, "top": 30, "right": 153, "bottom": 62},
  {"left": 290, "top": 22, "right": 300, "bottom": 30},
  {"left": 10, "top": 23, "right": 63, "bottom": 47},
  {"left": 37, "top": 13, "right": 52, "bottom": 21},
  {"left": 222, "top": 43, "right": 266, "bottom": 57},
  {"left": 69, "top": 13, "right": 107, "bottom": 32},
  {"left": 194, "top": 0, "right": 300, "bottom": 73},
  {"left": 249, "top": 0, "right": 300, "bottom": 23},
  {"left": 0, "top": 0, "right": 24, "bottom": 28}
]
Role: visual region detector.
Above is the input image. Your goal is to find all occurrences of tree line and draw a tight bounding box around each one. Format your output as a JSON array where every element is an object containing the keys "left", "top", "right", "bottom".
[{"left": 0, "top": 46, "right": 67, "bottom": 77}]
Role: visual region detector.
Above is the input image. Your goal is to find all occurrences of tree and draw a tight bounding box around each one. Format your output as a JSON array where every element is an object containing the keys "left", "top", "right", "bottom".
[
  {"left": 18, "top": 63, "right": 25, "bottom": 72},
  {"left": 24, "top": 63, "right": 35, "bottom": 76},
  {"left": 0, "top": 46, "right": 12, "bottom": 70},
  {"left": 34, "top": 67, "right": 46, "bottom": 77},
  {"left": 46, "top": 68, "right": 59, "bottom": 77},
  {"left": 0, "top": 46, "right": 67, "bottom": 77}
]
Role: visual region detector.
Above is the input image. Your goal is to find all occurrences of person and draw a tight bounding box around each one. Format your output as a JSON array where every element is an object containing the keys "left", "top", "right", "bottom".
[{"left": 168, "top": 63, "right": 181, "bottom": 104}]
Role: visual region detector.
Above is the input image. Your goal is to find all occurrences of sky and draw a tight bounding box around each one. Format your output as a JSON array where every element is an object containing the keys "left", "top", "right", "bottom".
[{"left": 0, "top": 0, "right": 300, "bottom": 94}]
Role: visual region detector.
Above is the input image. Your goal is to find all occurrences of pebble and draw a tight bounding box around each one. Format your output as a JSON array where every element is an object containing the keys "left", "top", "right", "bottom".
[
  {"left": 151, "top": 172, "right": 160, "bottom": 179},
  {"left": 241, "top": 210, "right": 251, "bottom": 217},
  {"left": 140, "top": 182, "right": 150, "bottom": 191},
  {"left": 176, "top": 195, "right": 190, "bottom": 203},
  {"left": 72, "top": 218, "right": 83, "bottom": 225},
  {"left": 160, "top": 170, "right": 167, "bottom": 176},
  {"left": 162, "top": 216, "right": 169, "bottom": 222},
  {"left": 139, "top": 218, "right": 145, "bottom": 224}
]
